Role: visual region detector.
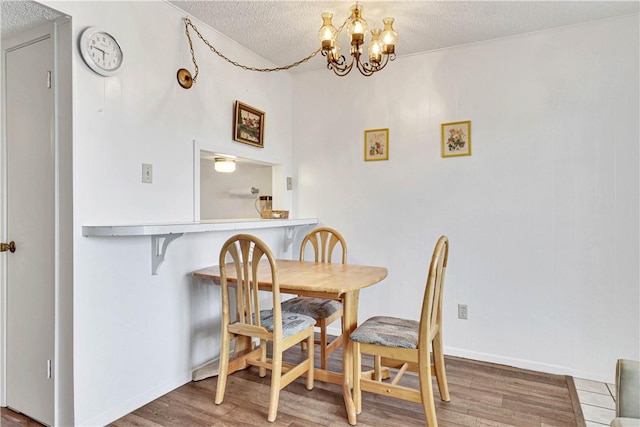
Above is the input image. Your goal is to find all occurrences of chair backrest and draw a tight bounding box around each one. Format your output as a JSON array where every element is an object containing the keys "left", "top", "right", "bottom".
[
  {"left": 299, "top": 227, "right": 347, "bottom": 264},
  {"left": 418, "top": 235, "right": 449, "bottom": 351},
  {"left": 219, "top": 234, "right": 282, "bottom": 340}
]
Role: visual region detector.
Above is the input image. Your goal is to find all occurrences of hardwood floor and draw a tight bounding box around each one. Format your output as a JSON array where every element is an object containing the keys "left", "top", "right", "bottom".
[
  {"left": 1, "top": 345, "right": 586, "bottom": 427},
  {"left": 0, "top": 408, "right": 44, "bottom": 426},
  {"left": 110, "top": 345, "right": 585, "bottom": 427}
]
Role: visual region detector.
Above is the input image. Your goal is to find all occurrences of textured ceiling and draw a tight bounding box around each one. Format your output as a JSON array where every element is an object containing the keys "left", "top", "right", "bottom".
[
  {"left": 0, "top": 1, "right": 63, "bottom": 39},
  {"left": 168, "top": 0, "right": 639, "bottom": 73},
  {"left": 2, "top": 1, "right": 638, "bottom": 74}
]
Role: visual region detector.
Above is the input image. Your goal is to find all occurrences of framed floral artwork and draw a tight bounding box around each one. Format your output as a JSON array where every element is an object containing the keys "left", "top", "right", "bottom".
[
  {"left": 364, "top": 128, "right": 389, "bottom": 161},
  {"left": 441, "top": 120, "right": 471, "bottom": 157},
  {"left": 234, "top": 101, "right": 265, "bottom": 147}
]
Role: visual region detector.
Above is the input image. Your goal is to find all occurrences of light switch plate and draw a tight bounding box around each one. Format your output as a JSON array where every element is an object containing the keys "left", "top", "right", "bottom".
[
  {"left": 142, "top": 163, "right": 153, "bottom": 184},
  {"left": 286, "top": 176, "right": 292, "bottom": 190}
]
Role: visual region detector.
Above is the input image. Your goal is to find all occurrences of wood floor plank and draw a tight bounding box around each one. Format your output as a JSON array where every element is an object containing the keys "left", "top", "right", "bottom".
[
  {"left": 466, "top": 400, "right": 542, "bottom": 426},
  {"left": 109, "top": 412, "right": 167, "bottom": 427},
  {"left": 0, "top": 408, "right": 45, "bottom": 427}
]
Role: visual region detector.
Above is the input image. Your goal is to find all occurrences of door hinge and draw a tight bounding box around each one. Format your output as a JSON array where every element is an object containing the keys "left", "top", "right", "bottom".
[
  {"left": 47, "top": 71, "right": 52, "bottom": 89},
  {"left": 47, "top": 359, "right": 52, "bottom": 379}
]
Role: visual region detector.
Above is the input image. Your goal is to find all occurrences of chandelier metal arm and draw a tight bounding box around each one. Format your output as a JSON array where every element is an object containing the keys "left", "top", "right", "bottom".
[
  {"left": 322, "top": 51, "right": 354, "bottom": 76},
  {"left": 329, "top": 59, "right": 354, "bottom": 76},
  {"left": 357, "top": 53, "right": 391, "bottom": 76},
  {"left": 323, "top": 41, "right": 394, "bottom": 77}
]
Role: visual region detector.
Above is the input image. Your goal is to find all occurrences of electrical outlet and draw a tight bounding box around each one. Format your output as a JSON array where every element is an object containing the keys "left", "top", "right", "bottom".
[{"left": 458, "top": 304, "right": 468, "bottom": 320}]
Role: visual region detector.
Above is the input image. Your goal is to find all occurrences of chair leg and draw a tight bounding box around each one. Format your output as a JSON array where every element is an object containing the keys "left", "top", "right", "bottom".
[
  {"left": 319, "top": 320, "right": 328, "bottom": 370},
  {"left": 353, "top": 342, "right": 362, "bottom": 414},
  {"left": 267, "top": 348, "right": 283, "bottom": 422},
  {"left": 432, "top": 333, "right": 450, "bottom": 401},
  {"left": 306, "top": 333, "right": 314, "bottom": 390},
  {"left": 419, "top": 360, "right": 438, "bottom": 427},
  {"left": 259, "top": 338, "right": 268, "bottom": 378},
  {"left": 374, "top": 355, "right": 382, "bottom": 381},
  {"left": 215, "top": 331, "right": 231, "bottom": 405}
]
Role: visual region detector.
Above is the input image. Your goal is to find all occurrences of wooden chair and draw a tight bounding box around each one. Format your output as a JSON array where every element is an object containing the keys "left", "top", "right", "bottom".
[
  {"left": 215, "top": 234, "right": 315, "bottom": 422},
  {"left": 350, "top": 235, "right": 450, "bottom": 426},
  {"left": 611, "top": 359, "right": 640, "bottom": 426},
  {"left": 280, "top": 227, "right": 347, "bottom": 369}
]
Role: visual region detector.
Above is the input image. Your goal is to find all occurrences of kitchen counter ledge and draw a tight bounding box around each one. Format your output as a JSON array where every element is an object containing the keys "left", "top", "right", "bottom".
[{"left": 82, "top": 217, "right": 319, "bottom": 274}]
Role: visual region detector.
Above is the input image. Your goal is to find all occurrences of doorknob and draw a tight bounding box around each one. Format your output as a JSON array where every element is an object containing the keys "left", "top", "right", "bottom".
[{"left": 1, "top": 241, "right": 16, "bottom": 253}]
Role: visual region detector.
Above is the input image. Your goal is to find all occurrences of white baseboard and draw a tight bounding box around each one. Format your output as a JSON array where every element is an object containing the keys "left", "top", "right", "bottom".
[
  {"left": 77, "top": 372, "right": 192, "bottom": 427},
  {"left": 443, "top": 346, "right": 573, "bottom": 377}
]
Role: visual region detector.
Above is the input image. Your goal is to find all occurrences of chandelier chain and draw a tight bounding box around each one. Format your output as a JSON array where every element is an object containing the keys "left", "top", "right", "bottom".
[
  {"left": 184, "top": 19, "right": 199, "bottom": 82},
  {"left": 184, "top": 18, "right": 322, "bottom": 77}
]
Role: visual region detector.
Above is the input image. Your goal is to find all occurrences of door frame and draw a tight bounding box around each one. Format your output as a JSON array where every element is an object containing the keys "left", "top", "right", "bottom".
[{"left": 0, "top": 17, "right": 73, "bottom": 426}]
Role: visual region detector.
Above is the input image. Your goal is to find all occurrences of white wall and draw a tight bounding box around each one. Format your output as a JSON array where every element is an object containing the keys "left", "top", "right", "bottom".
[
  {"left": 293, "top": 16, "right": 639, "bottom": 383},
  {"left": 41, "top": 1, "right": 296, "bottom": 425}
]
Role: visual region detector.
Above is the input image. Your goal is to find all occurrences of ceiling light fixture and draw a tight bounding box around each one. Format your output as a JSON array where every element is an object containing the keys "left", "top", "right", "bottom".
[
  {"left": 177, "top": 3, "right": 397, "bottom": 88},
  {"left": 319, "top": 4, "right": 398, "bottom": 77},
  {"left": 214, "top": 158, "right": 236, "bottom": 173}
]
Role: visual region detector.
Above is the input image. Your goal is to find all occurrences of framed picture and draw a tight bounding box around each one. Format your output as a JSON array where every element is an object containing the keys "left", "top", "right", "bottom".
[
  {"left": 441, "top": 120, "right": 471, "bottom": 157},
  {"left": 364, "top": 128, "right": 389, "bottom": 161},
  {"left": 234, "top": 101, "right": 265, "bottom": 147}
]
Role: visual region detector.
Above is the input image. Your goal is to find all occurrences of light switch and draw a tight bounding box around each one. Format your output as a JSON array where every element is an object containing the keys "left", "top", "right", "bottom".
[
  {"left": 142, "top": 163, "right": 153, "bottom": 184},
  {"left": 286, "top": 176, "right": 292, "bottom": 190}
]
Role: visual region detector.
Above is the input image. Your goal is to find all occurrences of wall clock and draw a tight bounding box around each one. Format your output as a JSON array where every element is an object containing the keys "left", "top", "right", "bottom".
[{"left": 79, "top": 27, "right": 123, "bottom": 76}]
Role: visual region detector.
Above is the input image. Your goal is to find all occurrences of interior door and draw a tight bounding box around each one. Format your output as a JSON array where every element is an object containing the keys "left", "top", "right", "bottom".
[{"left": 4, "top": 34, "right": 55, "bottom": 426}]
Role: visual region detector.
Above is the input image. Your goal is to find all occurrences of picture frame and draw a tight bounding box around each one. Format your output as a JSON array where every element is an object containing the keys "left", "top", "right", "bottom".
[
  {"left": 441, "top": 120, "right": 471, "bottom": 157},
  {"left": 364, "top": 128, "right": 389, "bottom": 161},
  {"left": 234, "top": 101, "right": 265, "bottom": 147}
]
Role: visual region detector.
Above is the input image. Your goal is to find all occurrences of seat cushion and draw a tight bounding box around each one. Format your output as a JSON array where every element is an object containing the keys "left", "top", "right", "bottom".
[
  {"left": 259, "top": 310, "right": 315, "bottom": 338},
  {"left": 281, "top": 297, "right": 342, "bottom": 320},
  {"left": 350, "top": 316, "right": 419, "bottom": 349},
  {"left": 610, "top": 418, "right": 640, "bottom": 427}
]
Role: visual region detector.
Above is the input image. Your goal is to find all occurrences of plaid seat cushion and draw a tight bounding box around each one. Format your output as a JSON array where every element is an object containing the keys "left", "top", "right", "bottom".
[
  {"left": 350, "top": 316, "right": 419, "bottom": 349},
  {"left": 281, "top": 297, "right": 342, "bottom": 320}
]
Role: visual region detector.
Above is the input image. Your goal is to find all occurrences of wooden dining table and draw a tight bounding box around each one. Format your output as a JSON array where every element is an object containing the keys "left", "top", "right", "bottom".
[{"left": 192, "top": 259, "right": 388, "bottom": 425}]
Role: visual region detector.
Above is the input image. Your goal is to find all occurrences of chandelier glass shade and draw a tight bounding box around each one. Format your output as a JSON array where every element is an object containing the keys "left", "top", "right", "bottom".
[{"left": 318, "top": 4, "right": 398, "bottom": 77}]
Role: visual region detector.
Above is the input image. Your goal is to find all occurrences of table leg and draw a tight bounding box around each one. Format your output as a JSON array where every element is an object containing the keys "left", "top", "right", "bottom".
[{"left": 342, "top": 290, "right": 360, "bottom": 425}]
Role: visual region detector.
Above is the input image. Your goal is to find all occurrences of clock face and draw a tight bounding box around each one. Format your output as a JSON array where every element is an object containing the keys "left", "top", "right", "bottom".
[{"left": 80, "top": 27, "right": 123, "bottom": 76}]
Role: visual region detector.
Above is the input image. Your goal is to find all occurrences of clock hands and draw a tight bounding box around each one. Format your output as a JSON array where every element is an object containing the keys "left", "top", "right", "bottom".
[{"left": 89, "top": 45, "right": 106, "bottom": 61}]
